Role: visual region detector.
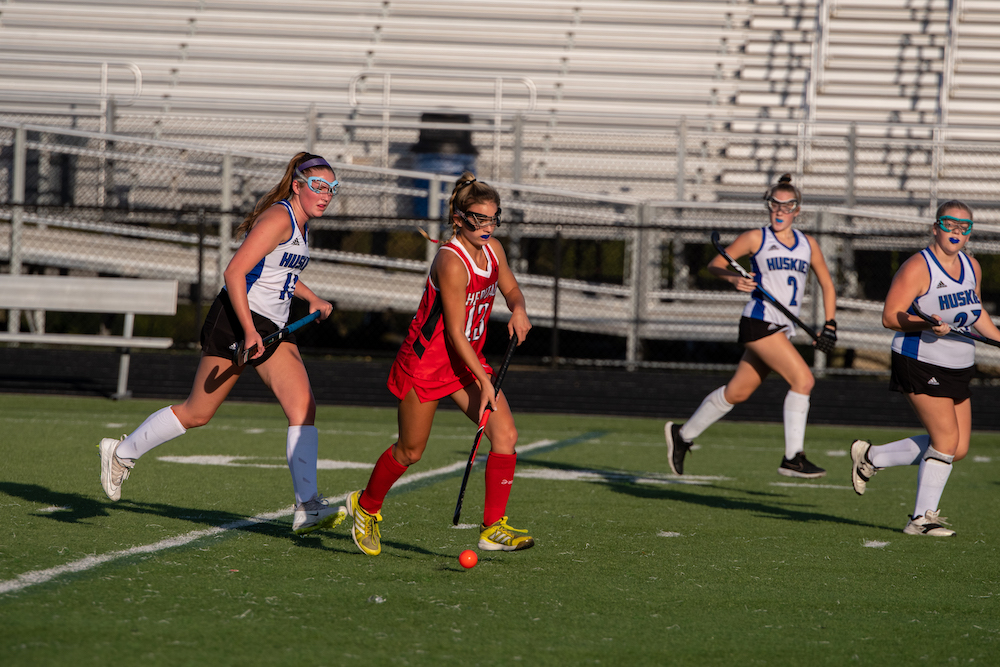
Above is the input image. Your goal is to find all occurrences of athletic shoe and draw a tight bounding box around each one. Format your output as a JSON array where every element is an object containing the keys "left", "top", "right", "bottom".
[
  {"left": 346, "top": 490, "right": 382, "bottom": 556},
  {"left": 478, "top": 516, "right": 535, "bottom": 551},
  {"left": 777, "top": 452, "right": 827, "bottom": 479},
  {"left": 98, "top": 436, "right": 134, "bottom": 502},
  {"left": 665, "top": 421, "right": 693, "bottom": 475},
  {"left": 903, "top": 510, "right": 956, "bottom": 537},
  {"left": 292, "top": 493, "right": 347, "bottom": 535},
  {"left": 850, "top": 439, "right": 877, "bottom": 495}
]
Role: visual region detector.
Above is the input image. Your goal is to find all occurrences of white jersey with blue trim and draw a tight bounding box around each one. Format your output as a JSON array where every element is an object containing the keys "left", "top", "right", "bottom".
[
  {"left": 228, "top": 200, "right": 310, "bottom": 328},
  {"left": 741, "top": 226, "right": 812, "bottom": 336},
  {"left": 891, "top": 248, "right": 978, "bottom": 369}
]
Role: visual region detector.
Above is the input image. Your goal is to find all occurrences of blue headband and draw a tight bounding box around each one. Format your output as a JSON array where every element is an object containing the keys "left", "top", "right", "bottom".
[{"left": 297, "top": 156, "right": 332, "bottom": 172}]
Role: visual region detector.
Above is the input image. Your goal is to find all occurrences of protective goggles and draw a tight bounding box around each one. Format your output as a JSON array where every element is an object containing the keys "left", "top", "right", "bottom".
[
  {"left": 295, "top": 169, "right": 338, "bottom": 196},
  {"left": 457, "top": 208, "right": 502, "bottom": 230},
  {"left": 936, "top": 215, "right": 973, "bottom": 236},
  {"left": 766, "top": 196, "right": 799, "bottom": 213}
]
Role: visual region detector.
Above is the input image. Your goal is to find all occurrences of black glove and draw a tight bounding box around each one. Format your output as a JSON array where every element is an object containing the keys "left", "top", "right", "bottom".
[{"left": 815, "top": 319, "right": 837, "bottom": 354}]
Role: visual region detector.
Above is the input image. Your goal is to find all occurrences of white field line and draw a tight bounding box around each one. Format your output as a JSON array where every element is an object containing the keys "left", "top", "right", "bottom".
[
  {"left": 863, "top": 540, "right": 891, "bottom": 548},
  {"left": 0, "top": 438, "right": 567, "bottom": 596},
  {"left": 770, "top": 482, "right": 854, "bottom": 490},
  {"left": 157, "top": 455, "right": 373, "bottom": 470},
  {"left": 515, "top": 468, "right": 727, "bottom": 486}
]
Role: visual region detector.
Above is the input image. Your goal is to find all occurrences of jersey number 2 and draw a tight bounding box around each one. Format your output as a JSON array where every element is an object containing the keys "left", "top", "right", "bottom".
[{"left": 787, "top": 276, "right": 798, "bottom": 306}]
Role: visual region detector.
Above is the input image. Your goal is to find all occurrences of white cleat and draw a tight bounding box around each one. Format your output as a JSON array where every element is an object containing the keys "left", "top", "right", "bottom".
[
  {"left": 98, "top": 436, "right": 134, "bottom": 502},
  {"left": 293, "top": 494, "right": 347, "bottom": 535},
  {"left": 850, "top": 439, "right": 877, "bottom": 496},
  {"left": 903, "top": 509, "right": 956, "bottom": 537}
]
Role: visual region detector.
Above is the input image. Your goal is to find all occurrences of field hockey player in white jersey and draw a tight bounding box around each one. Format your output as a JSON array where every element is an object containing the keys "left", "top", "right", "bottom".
[
  {"left": 850, "top": 200, "right": 1000, "bottom": 537},
  {"left": 665, "top": 174, "right": 838, "bottom": 479},
  {"left": 98, "top": 153, "right": 342, "bottom": 536}
]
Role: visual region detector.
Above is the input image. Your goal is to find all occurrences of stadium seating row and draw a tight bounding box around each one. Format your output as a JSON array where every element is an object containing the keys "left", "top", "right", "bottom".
[{"left": 2, "top": 0, "right": 1000, "bottom": 211}]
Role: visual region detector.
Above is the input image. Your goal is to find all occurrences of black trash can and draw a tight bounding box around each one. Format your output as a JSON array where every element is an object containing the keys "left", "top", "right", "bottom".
[{"left": 412, "top": 112, "right": 479, "bottom": 218}]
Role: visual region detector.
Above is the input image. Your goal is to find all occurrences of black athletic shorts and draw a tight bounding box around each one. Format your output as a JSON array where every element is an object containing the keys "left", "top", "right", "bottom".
[
  {"left": 738, "top": 316, "right": 788, "bottom": 344},
  {"left": 889, "top": 351, "right": 972, "bottom": 401},
  {"left": 200, "top": 290, "right": 295, "bottom": 367}
]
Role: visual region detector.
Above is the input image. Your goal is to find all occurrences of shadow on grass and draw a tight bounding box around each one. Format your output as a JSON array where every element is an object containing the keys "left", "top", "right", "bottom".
[
  {"left": 518, "top": 458, "right": 897, "bottom": 532},
  {"left": 1, "top": 481, "right": 469, "bottom": 560},
  {"left": 0, "top": 481, "right": 364, "bottom": 554}
]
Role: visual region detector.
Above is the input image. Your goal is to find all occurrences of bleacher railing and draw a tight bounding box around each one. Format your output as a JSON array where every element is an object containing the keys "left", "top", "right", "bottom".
[{"left": 4, "top": 121, "right": 1000, "bottom": 375}]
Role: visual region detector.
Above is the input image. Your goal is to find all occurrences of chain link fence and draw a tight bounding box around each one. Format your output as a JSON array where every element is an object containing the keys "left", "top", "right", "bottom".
[{"left": 4, "top": 120, "right": 1000, "bottom": 376}]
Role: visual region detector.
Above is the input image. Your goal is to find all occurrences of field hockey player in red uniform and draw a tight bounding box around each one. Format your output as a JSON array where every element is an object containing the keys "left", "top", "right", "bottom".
[{"left": 343, "top": 172, "right": 533, "bottom": 556}]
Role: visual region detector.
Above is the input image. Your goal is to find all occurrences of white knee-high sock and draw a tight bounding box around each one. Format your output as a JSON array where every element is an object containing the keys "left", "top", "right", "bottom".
[
  {"left": 679, "top": 386, "right": 733, "bottom": 441},
  {"left": 287, "top": 425, "right": 319, "bottom": 505},
  {"left": 869, "top": 435, "right": 930, "bottom": 468},
  {"left": 116, "top": 407, "right": 187, "bottom": 460},
  {"left": 783, "top": 390, "right": 810, "bottom": 459},
  {"left": 913, "top": 446, "right": 954, "bottom": 518}
]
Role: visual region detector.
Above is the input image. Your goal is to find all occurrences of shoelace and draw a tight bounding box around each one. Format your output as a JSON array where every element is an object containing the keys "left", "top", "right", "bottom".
[
  {"left": 925, "top": 510, "right": 950, "bottom": 526},
  {"left": 493, "top": 517, "right": 528, "bottom": 536},
  {"left": 857, "top": 459, "right": 876, "bottom": 479}
]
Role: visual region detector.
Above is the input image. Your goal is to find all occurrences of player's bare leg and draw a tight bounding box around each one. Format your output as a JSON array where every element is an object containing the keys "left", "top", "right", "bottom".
[
  {"left": 100, "top": 354, "right": 242, "bottom": 501},
  {"left": 743, "top": 334, "right": 824, "bottom": 477}
]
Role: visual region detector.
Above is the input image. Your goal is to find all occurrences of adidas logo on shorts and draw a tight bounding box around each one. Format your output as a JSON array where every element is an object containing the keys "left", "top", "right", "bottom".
[{"left": 927, "top": 377, "right": 940, "bottom": 386}]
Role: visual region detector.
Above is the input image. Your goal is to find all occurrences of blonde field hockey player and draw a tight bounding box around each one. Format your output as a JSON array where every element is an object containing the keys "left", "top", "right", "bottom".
[{"left": 98, "top": 153, "right": 343, "bottom": 536}]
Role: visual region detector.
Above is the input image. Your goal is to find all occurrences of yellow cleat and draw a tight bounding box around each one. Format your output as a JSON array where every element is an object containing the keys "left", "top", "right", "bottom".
[
  {"left": 347, "top": 490, "right": 382, "bottom": 555},
  {"left": 478, "top": 516, "right": 535, "bottom": 552}
]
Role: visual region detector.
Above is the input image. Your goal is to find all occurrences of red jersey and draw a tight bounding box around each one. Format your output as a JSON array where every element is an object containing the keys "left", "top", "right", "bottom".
[{"left": 387, "top": 238, "right": 499, "bottom": 402}]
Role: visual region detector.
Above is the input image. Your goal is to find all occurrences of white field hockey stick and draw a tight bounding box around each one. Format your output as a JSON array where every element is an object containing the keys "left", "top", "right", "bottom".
[
  {"left": 710, "top": 230, "right": 833, "bottom": 353},
  {"left": 453, "top": 334, "right": 518, "bottom": 526},
  {"left": 232, "top": 310, "right": 322, "bottom": 367},
  {"left": 910, "top": 300, "right": 1000, "bottom": 349}
]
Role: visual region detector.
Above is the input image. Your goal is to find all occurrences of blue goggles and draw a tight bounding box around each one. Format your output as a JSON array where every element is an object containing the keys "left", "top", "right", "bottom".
[
  {"left": 937, "top": 215, "right": 973, "bottom": 236},
  {"left": 295, "top": 169, "right": 338, "bottom": 196}
]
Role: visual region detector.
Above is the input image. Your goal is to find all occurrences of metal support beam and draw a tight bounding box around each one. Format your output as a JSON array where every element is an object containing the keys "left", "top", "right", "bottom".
[
  {"left": 8, "top": 125, "right": 27, "bottom": 335},
  {"left": 218, "top": 153, "right": 233, "bottom": 293}
]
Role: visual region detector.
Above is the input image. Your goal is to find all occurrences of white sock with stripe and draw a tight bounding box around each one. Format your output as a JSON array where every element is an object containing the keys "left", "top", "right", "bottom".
[
  {"left": 868, "top": 435, "right": 930, "bottom": 468},
  {"left": 782, "top": 390, "right": 810, "bottom": 459},
  {"left": 913, "top": 446, "right": 954, "bottom": 518},
  {"left": 116, "top": 406, "right": 187, "bottom": 461},
  {"left": 287, "top": 425, "right": 319, "bottom": 505},
  {"left": 679, "top": 386, "right": 733, "bottom": 441}
]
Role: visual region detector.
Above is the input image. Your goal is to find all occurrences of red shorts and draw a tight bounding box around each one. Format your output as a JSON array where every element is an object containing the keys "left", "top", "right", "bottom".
[{"left": 387, "top": 360, "right": 495, "bottom": 403}]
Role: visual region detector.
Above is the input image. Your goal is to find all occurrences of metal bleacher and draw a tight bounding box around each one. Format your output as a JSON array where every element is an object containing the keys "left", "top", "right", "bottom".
[
  {"left": 5, "top": 0, "right": 1000, "bottom": 371},
  {"left": 4, "top": 0, "right": 1000, "bottom": 209}
]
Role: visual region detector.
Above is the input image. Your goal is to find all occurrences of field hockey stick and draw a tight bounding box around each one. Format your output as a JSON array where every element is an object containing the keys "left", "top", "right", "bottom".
[
  {"left": 710, "top": 231, "right": 829, "bottom": 350},
  {"left": 910, "top": 300, "right": 1000, "bottom": 349},
  {"left": 453, "top": 334, "right": 518, "bottom": 526},
  {"left": 232, "top": 310, "right": 322, "bottom": 367}
]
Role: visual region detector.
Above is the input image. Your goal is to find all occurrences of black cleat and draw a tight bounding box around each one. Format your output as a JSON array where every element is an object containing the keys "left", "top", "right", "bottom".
[
  {"left": 777, "top": 452, "right": 827, "bottom": 479},
  {"left": 665, "top": 421, "right": 693, "bottom": 475}
]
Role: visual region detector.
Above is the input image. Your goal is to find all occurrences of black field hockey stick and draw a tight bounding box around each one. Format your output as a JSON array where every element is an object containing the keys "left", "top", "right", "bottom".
[
  {"left": 710, "top": 231, "right": 834, "bottom": 353},
  {"left": 910, "top": 300, "right": 1000, "bottom": 349},
  {"left": 233, "top": 310, "right": 322, "bottom": 367},
  {"left": 453, "top": 334, "right": 518, "bottom": 526}
]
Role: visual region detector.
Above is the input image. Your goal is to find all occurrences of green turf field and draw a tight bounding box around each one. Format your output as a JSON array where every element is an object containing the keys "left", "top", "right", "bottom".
[{"left": 1, "top": 394, "right": 997, "bottom": 666}]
